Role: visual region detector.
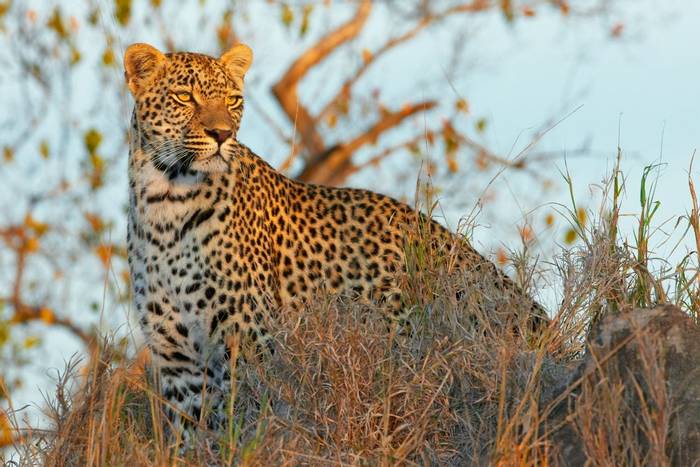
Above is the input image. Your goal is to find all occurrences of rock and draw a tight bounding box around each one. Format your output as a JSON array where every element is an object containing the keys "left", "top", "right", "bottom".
[{"left": 547, "top": 305, "right": 700, "bottom": 465}]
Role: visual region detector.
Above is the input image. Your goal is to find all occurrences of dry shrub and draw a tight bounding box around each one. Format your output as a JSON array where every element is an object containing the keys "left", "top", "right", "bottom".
[
  {"left": 5, "top": 162, "right": 699, "bottom": 466},
  {"left": 8, "top": 225, "right": 557, "bottom": 466}
]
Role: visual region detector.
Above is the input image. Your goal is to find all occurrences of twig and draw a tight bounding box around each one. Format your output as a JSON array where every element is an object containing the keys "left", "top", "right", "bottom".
[
  {"left": 317, "top": 0, "right": 491, "bottom": 122},
  {"left": 0, "top": 224, "right": 98, "bottom": 356},
  {"left": 272, "top": 0, "right": 372, "bottom": 158},
  {"left": 347, "top": 133, "right": 428, "bottom": 177},
  {"left": 297, "top": 101, "right": 436, "bottom": 184}
]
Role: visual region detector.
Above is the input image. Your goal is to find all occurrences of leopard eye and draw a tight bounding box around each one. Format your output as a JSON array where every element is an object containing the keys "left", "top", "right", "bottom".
[
  {"left": 173, "top": 91, "right": 192, "bottom": 103},
  {"left": 226, "top": 95, "right": 242, "bottom": 109}
]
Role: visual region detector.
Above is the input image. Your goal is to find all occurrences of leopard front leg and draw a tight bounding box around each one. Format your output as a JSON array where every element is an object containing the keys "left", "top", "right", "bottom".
[{"left": 140, "top": 308, "right": 226, "bottom": 444}]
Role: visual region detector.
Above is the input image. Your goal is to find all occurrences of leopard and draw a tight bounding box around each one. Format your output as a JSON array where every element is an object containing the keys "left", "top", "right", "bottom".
[{"left": 124, "top": 42, "right": 548, "bottom": 441}]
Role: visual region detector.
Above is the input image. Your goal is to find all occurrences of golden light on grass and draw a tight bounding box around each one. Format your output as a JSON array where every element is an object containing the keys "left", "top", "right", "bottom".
[{"left": 4, "top": 153, "right": 699, "bottom": 465}]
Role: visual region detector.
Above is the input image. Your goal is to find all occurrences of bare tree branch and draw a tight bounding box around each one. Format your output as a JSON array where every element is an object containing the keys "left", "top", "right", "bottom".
[
  {"left": 8, "top": 301, "right": 97, "bottom": 354},
  {"left": 318, "top": 0, "right": 492, "bottom": 123},
  {"left": 272, "top": 0, "right": 372, "bottom": 158},
  {"left": 0, "top": 225, "right": 98, "bottom": 357},
  {"left": 298, "top": 100, "right": 436, "bottom": 185},
  {"left": 346, "top": 133, "right": 428, "bottom": 178}
]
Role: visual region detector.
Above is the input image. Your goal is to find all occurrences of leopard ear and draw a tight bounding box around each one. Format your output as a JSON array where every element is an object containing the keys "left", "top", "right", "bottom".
[
  {"left": 220, "top": 43, "right": 253, "bottom": 78},
  {"left": 124, "top": 43, "right": 166, "bottom": 95}
]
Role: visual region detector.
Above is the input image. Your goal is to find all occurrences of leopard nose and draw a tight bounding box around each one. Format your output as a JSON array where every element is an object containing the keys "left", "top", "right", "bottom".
[{"left": 204, "top": 128, "right": 232, "bottom": 145}]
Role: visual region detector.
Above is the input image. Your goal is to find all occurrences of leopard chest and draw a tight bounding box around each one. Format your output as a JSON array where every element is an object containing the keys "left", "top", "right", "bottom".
[
  {"left": 137, "top": 212, "right": 226, "bottom": 315},
  {"left": 136, "top": 205, "right": 278, "bottom": 326}
]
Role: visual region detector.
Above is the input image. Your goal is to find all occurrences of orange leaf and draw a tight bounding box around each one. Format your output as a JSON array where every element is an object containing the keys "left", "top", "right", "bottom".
[
  {"left": 24, "top": 336, "right": 40, "bottom": 349},
  {"left": 23, "top": 237, "right": 40, "bottom": 253},
  {"left": 121, "top": 269, "right": 131, "bottom": 286},
  {"left": 610, "top": 22, "right": 624, "bottom": 38},
  {"left": 326, "top": 113, "right": 338, "bottom": 129},
  {"left": 69, "top": 15, "right": 79, "bottom": 32},
  {"left": 447, "top": 157, "right": 459, "bottom": 173},
  {"left": 281, "top": 3, "right": 293, "bottom": 27},
  {"left": 545, "top": 213, "right": 555, "bottom": 228},
  {"left": 407, "top": 141, "right": 421, "bottom": 156},
  {"left": 2, "top": 146, "right": 12, "bottom": 162},
  {"left": 475, "top": 150, "right": 489, "bottom": 171},
  {"left": 442, "top": 122, "right": 459, "bottom": 157},
  {"left": 455, "top": 98, "right": 469, "bottom": 113},
  {"left": 84, "top": 212, "right": 104, "bottom": 232},
  {"left": 496, "top": 248, "right": 508, "bottom": 266},
  {"left": 39, "top": 140, "right": 50, "bottom": 159},
  {"left": 102, "top": 49, "right": 115, "bottom": 66},
  {"left": 361, "top": 48, "right": 372, "bottom": 63},
  {"left": 24, "top": 214, "right": 49, "bottom": 236},
  {"left": 39, "top": 307, "right": 55, "bottom": 324},
  {"left": 95, "top": 244, "right": 113, "bottom": 267},
  {"left": 576, "top": 207, "right": 587, "bottom": 225},
  {"left": 0, "top": 412, "right": 12, "bottom": 446},
  {"left": 522, "top": 6, "right": 536, "bottom": 17},
  {"left": 519, "top": 225, "right": 534, "bottom": 243},
  {"left": 557, "top": 0, "right": 570, "bottom": 15}
]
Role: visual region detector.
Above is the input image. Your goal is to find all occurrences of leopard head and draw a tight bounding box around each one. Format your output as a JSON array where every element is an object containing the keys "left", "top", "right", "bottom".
[{"left": 124, "top": 42, "right": 252, "bottom": 176}]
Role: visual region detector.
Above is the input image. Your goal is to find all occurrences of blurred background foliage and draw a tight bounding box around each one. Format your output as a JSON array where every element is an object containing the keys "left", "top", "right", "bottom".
[{"left": 0, "top": 0, "right": 631, "bottom": 443}]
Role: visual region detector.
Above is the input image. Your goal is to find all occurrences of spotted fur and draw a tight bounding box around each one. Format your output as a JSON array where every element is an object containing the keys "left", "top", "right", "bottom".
[{"left": 125, "top": 43, "right": 547, "bottom": 439}]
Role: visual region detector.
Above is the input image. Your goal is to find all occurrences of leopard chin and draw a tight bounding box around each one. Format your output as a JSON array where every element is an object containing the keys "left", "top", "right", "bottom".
[{"left": 189, "top": 152, "right": 230, "bottom": 174}]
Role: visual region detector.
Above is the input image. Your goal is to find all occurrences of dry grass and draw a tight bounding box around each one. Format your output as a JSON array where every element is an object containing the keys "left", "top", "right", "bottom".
[{"left": 3, "top": 159, "right": 699, "bottom": 466}]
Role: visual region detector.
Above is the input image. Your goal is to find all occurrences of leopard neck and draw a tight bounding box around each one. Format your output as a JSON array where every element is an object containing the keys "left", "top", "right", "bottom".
[{"left": 128, "top": 134, "right": 286, "bottom": 233}]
